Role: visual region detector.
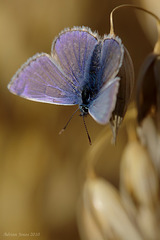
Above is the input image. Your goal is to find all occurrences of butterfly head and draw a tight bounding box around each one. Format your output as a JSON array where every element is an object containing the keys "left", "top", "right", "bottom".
[{"left": 79, "top": 105, "right": 88, "bottom": 116}]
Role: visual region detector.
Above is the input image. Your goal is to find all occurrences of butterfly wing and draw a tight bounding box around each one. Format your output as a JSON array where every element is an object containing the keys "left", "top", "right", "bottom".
[
  {"left": 89, "top": 77, "right": 120, "bottom": 124},
  {"left": 51, "top": 27, "right": 98, "bottom": 87},
  {"left": 85, "top": 35, "right": 124, "bottom": 98},
  {"left": 101, "top": 36, "right": 124, "bottom": 85},
  {"left": 8, "top": 53, "right": 79, "bottom": 105}
]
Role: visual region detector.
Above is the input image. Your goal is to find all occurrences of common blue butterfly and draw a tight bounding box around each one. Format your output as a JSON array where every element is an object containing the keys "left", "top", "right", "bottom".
[{"left": 8, "top": 27, "right": 124, "bottom": 144}]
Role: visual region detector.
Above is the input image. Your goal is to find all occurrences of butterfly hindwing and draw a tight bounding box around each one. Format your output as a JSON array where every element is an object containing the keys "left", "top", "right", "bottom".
[{"left": 89, "top": 77, "right": 120, "bottom": 124}]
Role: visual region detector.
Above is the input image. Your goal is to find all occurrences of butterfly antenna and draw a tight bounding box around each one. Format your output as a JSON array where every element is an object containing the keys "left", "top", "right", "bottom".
[
  {"left": 59, "top": 107, "right": 79, "bottom": 135},
  {"left": 82, "top": 115, "right": 92, "bottom": 145}
]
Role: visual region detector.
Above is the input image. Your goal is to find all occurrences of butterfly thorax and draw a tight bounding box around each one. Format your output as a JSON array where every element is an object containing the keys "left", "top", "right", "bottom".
[{"left": 80, "top": 85, "right": 92, "bottom": 116}]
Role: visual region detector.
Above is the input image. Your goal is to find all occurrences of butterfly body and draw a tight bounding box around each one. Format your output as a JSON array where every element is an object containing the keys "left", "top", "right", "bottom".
[
  {"left": 79, "top": 42, "right": 101, "bottom": 116},
  {"left": 8, "top": 26, "right": 124, "bottom": 126}
]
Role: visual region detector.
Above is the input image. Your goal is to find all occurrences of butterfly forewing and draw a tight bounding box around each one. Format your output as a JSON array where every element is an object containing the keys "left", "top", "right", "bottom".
[
  {"left": 101, "top": 36, "right": 124, "bottom": 85},
  {"left": 85, "top": 36, "right": 124, "bottom": 101},
  {"left": 51, "top": 27, "right": 98, "bottom": 87},
  {"left": 8, "top": 53, "right": 79, "bottom": 105}
]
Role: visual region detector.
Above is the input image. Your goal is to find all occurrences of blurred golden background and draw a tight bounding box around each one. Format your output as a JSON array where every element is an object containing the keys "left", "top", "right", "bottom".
[{"left": 0, "top": 0, "right": 159, "bottom": 239}]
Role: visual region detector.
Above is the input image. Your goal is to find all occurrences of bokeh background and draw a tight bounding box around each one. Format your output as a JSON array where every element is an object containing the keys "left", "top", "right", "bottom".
[{"left": 0, "top": 0, "right": 159, "bottom": 239}]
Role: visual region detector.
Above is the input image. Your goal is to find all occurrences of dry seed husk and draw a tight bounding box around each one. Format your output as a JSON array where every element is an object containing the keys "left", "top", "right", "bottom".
[
  {"left": 136, "top": 53, "right": 158, "bottom": 124},
  {"left": 80, "top": 178, "right": 143, "bottom": 240},
  {"left": 137, "top": 116, "right": 160, "bottom": 176},
  {"left": 153, "top": 55, "right": 160, "bottom": 131},
  {"left": 77, "top": 198, "right": 104, "bottom": 240},
  {"left": 120, "top": 140, "right": 160, "bottom": 239},
  {"left": 110, "top": 47, "right": 134, "bottom": 141}
]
